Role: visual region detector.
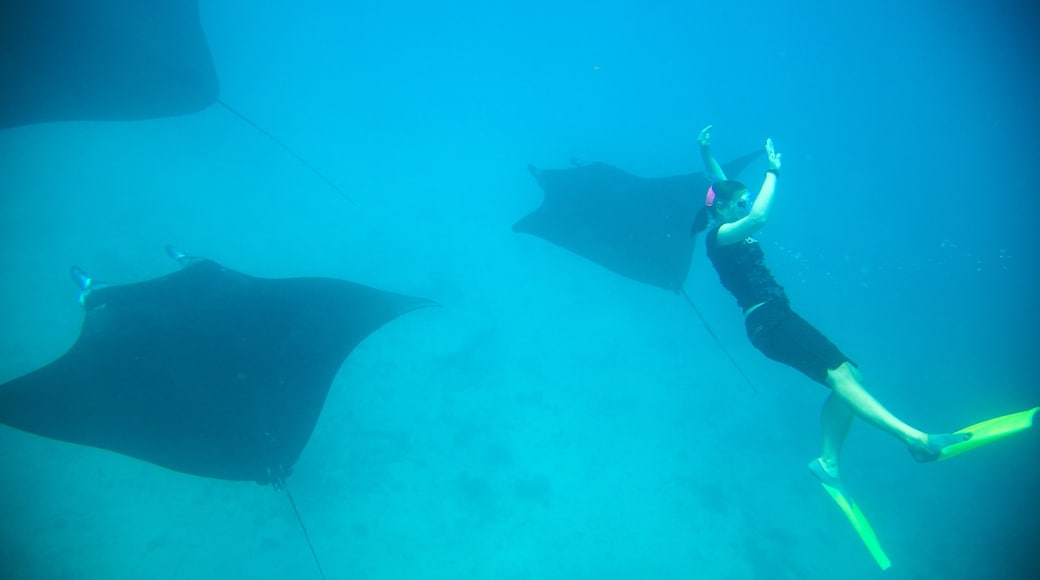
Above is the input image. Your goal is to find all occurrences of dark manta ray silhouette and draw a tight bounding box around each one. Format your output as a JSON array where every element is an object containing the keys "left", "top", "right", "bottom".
[
  {"left": 0, "top": 247, "right": 435, "bottom": 486},
  {"left": 0, "top": 0, "right": 218, "bottom": 128},
  {"left": 516, "top": 153, "right": 763, "bottom": 292},
  {"left": 0, "top": 0, "right": 344, "bottom": 198},
  {"left": 515, "top": 153, "right": 763, "bottom": 390}
]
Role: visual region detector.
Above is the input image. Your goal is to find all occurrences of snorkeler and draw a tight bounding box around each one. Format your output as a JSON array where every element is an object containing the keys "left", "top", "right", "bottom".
[
  {"left": 692, "top": 125, "right": 1037, "bottom": 568},
  {"left": 694, "top": 124, "right": 969, "bottom": 471}
]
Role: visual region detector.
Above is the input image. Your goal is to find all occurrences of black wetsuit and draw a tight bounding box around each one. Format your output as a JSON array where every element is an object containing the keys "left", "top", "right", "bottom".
[
  {"left": 705, "top": 226, "right": 788, "bottom": 311},
  {"left": 706, "top": 225, "right": 853, "bottom": 386}
]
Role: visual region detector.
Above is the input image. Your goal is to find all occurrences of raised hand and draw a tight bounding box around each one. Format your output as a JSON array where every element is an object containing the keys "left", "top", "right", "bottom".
[
  {"left": 765, "top": 138, "right": 781, "bottom": 171},
  {"left": 697, "top": 125, "right": 713, "bottom": 148}
]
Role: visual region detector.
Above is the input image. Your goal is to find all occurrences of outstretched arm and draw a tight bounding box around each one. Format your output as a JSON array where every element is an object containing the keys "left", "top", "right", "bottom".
[
  {"left": 716, "top": 138, "right": 783, "bottom": 244},
  {"left": 749, "top": 137, "right": 782, "bottom": 220},
  {"left": 697, "top": 125, "right": 727, "bottom": 182}
]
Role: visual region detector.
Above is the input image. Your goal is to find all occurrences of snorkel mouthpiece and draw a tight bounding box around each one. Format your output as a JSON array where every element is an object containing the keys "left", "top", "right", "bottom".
[{"left": 705, "top": 185, "right": 716, "bottom": 207}]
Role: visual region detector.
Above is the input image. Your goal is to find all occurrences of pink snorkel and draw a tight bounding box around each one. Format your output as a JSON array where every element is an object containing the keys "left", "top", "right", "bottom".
[{"left": 704, "top": 185, "right": 716, "bottom": 207}]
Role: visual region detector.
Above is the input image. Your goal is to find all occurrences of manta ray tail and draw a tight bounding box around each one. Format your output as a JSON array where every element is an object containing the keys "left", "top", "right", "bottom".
[{"left": 217, "top": 99, "right": 354, "bottom": 205}]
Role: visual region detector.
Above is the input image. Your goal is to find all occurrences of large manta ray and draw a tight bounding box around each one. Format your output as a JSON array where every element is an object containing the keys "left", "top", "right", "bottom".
[
  {"left": 0, "top": 0, "right": 218, "bottom": 128},
  {"left": 0, "top": 0, "right": 343, "bottom": 197},
  {"left": 515, "top": 153, "right": 762, "bottom": 291},
  {"left": 0, "top": 248, "right": 434, "bottom": 485}
]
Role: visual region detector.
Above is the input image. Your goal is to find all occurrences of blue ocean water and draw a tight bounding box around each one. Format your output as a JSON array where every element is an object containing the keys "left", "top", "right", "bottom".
[{"left": 1, "top": 0, "right": 1037, "bottom": 578}]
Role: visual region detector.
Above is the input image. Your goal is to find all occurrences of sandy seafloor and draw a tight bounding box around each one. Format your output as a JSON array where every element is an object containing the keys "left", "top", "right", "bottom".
[{"left": 2, "top": 1, "right": 1039, "bottom": 579}]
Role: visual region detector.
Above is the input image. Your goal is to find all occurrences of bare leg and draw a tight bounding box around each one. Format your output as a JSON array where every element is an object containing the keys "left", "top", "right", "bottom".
[
  {"left": 825, "top": 362, "right": 925, "bottom": 446},
  {"left": 811, "top": 362, "right": 926, "bottom": 481},
  {"left": 818, "top": 392, "right": 854, "bottom": 478},
  {"left": 820, "top": 362, "right": 968, "bottom": 463}
]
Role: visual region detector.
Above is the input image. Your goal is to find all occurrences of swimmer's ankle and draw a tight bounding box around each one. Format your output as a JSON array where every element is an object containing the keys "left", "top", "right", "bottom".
[
  {"left": 908, "top": 432, "right": 971, "bottom": 463},
  {"left": 809, "top": 457, "right": 843, "bottom": 489},
  {"left": 819, "top": 456, "right": 840, "bottom": 476}
]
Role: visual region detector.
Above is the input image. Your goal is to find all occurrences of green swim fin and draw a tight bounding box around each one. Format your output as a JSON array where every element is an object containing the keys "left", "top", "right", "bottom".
[
  {"left": 817, "top": 480, "right": 892, "bottom": 570},
  {"left": 938, "top": 406, "right": 1039, "bottom": 461}
]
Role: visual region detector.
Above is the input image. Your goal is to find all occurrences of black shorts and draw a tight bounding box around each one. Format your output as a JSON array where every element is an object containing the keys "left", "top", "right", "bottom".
[{"left": 744, "top": 300, "right": 854, "bottom": 386}]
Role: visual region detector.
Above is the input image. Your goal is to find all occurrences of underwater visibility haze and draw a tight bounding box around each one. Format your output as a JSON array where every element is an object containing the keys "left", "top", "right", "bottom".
[{"left": 1, "top": 0, "right": 1038, "bottom": 578}]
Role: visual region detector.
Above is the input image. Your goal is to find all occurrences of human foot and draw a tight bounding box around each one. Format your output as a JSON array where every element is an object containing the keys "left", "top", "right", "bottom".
[
  {"left": 808, "top": 457, "right": 844, "bottom": 491},
  {"left": 908, "top": 432, "right": 972, "bottom": 463}
]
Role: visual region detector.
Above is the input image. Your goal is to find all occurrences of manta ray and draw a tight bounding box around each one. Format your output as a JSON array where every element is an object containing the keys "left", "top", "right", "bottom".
[{"left": 0, "top": 247, "right": 435, "bottom": 485}]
